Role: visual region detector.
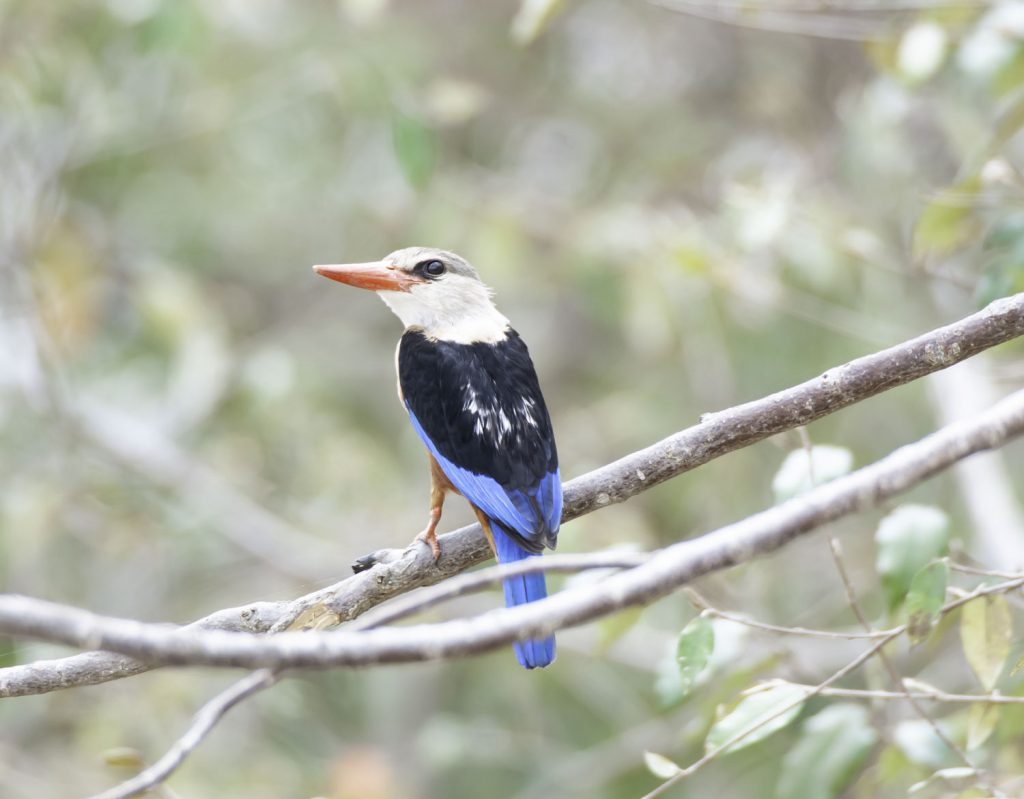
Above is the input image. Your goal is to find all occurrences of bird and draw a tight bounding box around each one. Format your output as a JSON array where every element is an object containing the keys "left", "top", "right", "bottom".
[{"left": 313, "top": 247, "right": 561, "bottom": 669}]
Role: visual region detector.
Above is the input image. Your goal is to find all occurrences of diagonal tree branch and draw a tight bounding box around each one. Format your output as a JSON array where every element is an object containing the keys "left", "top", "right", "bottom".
[
  {"left": 2, "top": 383, "right": 1024, "bottom": 669},
  {"left": 85, "top": 670, "right": 280, "bottom": 799},
  {"left": 1, "top": 293, "right": 1023, "bottom": 695}
]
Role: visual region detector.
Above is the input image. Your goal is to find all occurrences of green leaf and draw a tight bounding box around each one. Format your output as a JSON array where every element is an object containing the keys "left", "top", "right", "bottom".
[
  {"left": 705, "top": 683, "right": 806, "bottom": 755},
  {"left": 775, "top": 703, "right": 878, "bottom": 799},
  {"left": 966, "top": 702, "right": 999, "bottom": 751},
  {"left": 772, "top": 445, "right": 854, "bottom": 502},
  {"left": 960, "top": 594, "right": 1013, "bottom": 691},
  {"left": 905, "top": 560, "right": 949, "bottom": 644},
  {"left": 912, "top": 178, "right": 981, "bottom": 259},
  {"left": 676, "top": 614, "right": 714, "bottom": 698},
  {"left": 875, "top": 505, "right": 950, "bottom": 610},
  {"left": 643, "top": 751, "right": 682, "bottom": 779},
  {"left": 392, "top": 115, "right": 436, "bottom": 190},
  {"left": 1011, "top": 653, "right": 1024, "bottom": 677}
]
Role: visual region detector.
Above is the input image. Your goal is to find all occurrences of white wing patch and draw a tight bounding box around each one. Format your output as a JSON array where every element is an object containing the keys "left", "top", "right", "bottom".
[
  {"left": 463, "top": 383, "right": 540, "bottom": 445},
  {"left": 521, "top": 397, "right": 539, "bottom": 429}
]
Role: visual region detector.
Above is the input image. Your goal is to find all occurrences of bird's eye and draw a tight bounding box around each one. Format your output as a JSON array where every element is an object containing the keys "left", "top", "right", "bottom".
[{"left": 419, "top": 259, "right": 446, "bottom": 277}]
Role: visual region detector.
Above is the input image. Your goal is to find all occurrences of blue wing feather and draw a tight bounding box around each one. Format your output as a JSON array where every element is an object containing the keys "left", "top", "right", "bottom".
[{"left": 407, "top": 407, "right": 559, "bottom": 544}]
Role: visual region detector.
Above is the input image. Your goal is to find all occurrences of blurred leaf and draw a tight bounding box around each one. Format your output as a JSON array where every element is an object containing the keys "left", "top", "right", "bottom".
[
  {"left": 339, "top": 0, "right": 389, "bottom": 26},
  {"left": 392, "top": 115, "right": 436, "bottom": 190},
  {"left": 775, "top": 703, "right": 877, "bottom": 799},
  {"left": 511, "top": 0, "right": 565, "bottom": 45},
  {"left": 876, "top": 744, "right": 913, "bottom": 784},
  {"left": 960, "top": 593, "right": 1012, "bottom": 690},
  {"left": 102, "top": 747, "right": 144, "bottom": 768},
  {"left": 966, "top": 702, "right": 999, "bottom": 751},
  {"left": 676, "top": 614, "right": 714, "bottom": 698},
  {"left": 993, "top": 48, "right": 1024, "bottom": 96},
  {"left": 875, "top": 505, "right": 950, "bottom": 611},
  {"left": 896, "top": 22, "right": 947, "bottom": 84},
  {"left": 138, "top": 2, "right": 208, "bottom": 53},
  {"left": 705, "top": 683, "right": 805, "bottom": 755},
  {"left": 909, "top": 767, "right": 977, "bottom": 794},
  {"left": 1012, "top": 654, "right": 1024, "bottom": 677},
  {"left": 655, "top": 647, "right": 687, "bottom": 708},
  {"left": 951, "top": 789, "right": 990, "bottom": 799},
  {"left": 912, "top": 179, "right": 981, "bottom": 259},
  {"left": 598, "top": 606, "right": 643, "bottom": 650},
  {"left": 990, "top": 87, "right": 1024, "bottom": 153},
  {"left": 35, "top": 226, "right": 101, "bottom": 357},
  {"left": 893, "top": 719, "right": 959, "bottom": 769},
  {"left": 643, "top": 751, "right": 682, "bottom": 779},
  {"left": 422, "top": 79, "right": 490, "bottom": 127},
  {"left": 905, "top": 560, "right": 948, "bottom": 644},
  {"left": 977, "top": 214, "right": 1024, "bottom": 306},
  {"left": 0, "top": 638, "right": 16, "bottom": 669},
  {"left": 772, "top": 445, "right": 853, "bottom": 502}
]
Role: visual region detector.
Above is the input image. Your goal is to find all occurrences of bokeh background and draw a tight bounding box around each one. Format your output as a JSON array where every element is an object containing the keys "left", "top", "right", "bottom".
[{"left": 3, "top": 0, "right": 1024, "bottom": 797}]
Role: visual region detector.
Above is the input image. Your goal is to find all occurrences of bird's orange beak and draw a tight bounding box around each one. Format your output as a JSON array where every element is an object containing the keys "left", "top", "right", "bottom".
[{"left": 312, "top": 261, "right": 419, "bottom": 292}]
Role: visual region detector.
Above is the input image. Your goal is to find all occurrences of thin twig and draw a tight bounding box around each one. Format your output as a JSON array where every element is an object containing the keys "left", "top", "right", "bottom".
[
  {"left": 85, "top": 670, "right": 279, "bottom": 799},
  {"left": 950, "top": 562, "right": 1024, "bottom": 580},
  {"left": 828, "top": 532, "right": 996, "bottom": 792},
  {"left": 800, "top": 423, "right": 1001, "bottom": 797},
  {"left": 87, "top": 607, "right": 309, "bottom": 798},
  {"left": 781, "top": 683, "right": 1024, "bottom": 705},
  {"left": 641, "top": 627, "right": 906, "bottom": 798},
  {"left": 685, "top": 588, "right": 895, "bottom": 639},
  {"left": 351, "top": 551, "right": 650, "bottom": 630},
  {"left": 641, "top": 575, "right": 1024, "bottom": 797}
]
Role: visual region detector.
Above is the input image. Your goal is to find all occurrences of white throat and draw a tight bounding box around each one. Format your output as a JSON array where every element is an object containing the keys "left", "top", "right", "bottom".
[{"left": 378, "top": 280, "right": 510, "bottom": 344}]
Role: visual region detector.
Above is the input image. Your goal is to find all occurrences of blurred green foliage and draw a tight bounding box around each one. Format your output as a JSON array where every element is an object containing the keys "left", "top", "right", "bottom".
[{"left": 3, "top": 1, "right": 1024, "bottom": 797}]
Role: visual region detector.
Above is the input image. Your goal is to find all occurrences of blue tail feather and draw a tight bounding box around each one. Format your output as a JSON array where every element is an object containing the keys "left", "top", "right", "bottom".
[{"left": 492, "top": 525, "right": 555, "bottom": 669}]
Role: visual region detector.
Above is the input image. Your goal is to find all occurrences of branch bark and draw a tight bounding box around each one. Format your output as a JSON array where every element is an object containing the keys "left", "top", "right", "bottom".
[
  {"left": 1, "top": 293, "right": 1023, "bottom": 693},
  {"left": 2, "top": 384, "right": 1024, "bottom": 669}
]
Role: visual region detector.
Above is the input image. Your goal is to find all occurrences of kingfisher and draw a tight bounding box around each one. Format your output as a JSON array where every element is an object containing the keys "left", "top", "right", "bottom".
[{"left": 313, "top": 247, "right": 561, "bottom": 669}]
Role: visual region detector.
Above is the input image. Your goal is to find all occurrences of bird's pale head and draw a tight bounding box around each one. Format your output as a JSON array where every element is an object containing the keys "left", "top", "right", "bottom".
[{"left": 314, "top": 247, "right": 509, "bottom": 343}]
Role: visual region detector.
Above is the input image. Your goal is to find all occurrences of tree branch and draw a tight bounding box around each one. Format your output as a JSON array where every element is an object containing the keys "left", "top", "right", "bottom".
[
  {"left": 3, "top": 382, "right": 1024, "bottom": 669},
  {"left": 1, "top": 293, "right": 1023, "bottom": 692},
  {"left": 85, "top": 670, "right": 280, "bottom": 799}
]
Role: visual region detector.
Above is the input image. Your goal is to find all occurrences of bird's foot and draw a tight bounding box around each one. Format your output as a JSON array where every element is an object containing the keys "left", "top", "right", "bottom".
[{"left": 414, "top": 525, "right": 442, "bottom": 562}]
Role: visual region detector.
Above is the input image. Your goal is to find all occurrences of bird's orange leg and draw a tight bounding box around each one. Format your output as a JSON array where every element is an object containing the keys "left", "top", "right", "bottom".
[
  {"left": 472, "top": 506, "right": 497, "bottom": 557},
  {"left": 414, "top": 455, "right": 451, "bottom": 561}
]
